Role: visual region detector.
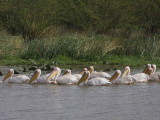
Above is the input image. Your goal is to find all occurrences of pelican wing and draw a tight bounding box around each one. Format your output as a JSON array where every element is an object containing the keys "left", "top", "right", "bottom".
[
  {"left": 86, "top": 77, "right": 111, "bottom": 86},
  {"left": 36, "top": 74, "right": 49, "bottom": 83},
  {"left": 150, "top": 72, "right": 160, "bottom": 81},
  {"left": 149, "top": 74, "right": 160, "bottom": 81},
  {"left": 74, "top": 74, "right": 82, "bottom": 80},
  {"left": 8, "top": 75, "right": 29, "bottom": 83},
  {"left": 114, "top": 75, "right": 134, "bottom": 84},
  {"left": 90, "top": 72, "right": 111, "bottom": 79},
  {"left": 132, "top": 73, "right": 149, "bottom": 82},
  {"left": 57, "top": 75, "right": 78, "bottom": 85}
]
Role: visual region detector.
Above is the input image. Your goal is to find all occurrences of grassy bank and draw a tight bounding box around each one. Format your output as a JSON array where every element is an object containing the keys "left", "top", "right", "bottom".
[
  {"left": 0, "top": 32, "right": 160, "bottom": 67},
  {"left": 0, "top": 55, "right": 159, "bottom": 67},
  {"left": 0, "top": 0, "right": 160, "bottom": 67},
  {"left": 1, "top": 30, "right": 160, "bottom": 66}
]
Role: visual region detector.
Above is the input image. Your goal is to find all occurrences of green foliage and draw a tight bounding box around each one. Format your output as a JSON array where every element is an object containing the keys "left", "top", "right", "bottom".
[
  {"left": 132, "top": 0, "right": 160, "bottom": 33},
  {"left": 114, "top": 33, "right": 160, "bottom": 60},
  {"left": 21, "top": 33, "right": 118, "bottom": 61},
  {"left": 0, "top": 0, "right": 160, "bottom": 40},
  {"left": 1, "top": 0, "right": 160, "bottom": 66},
  {"left": 0, "top": 0, "right": 56, "bottom": 39}
]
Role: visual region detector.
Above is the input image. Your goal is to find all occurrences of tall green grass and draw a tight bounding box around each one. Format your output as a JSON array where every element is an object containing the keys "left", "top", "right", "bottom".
[
  {"left": 1, "top": 31, "right": 160, "bottom": 65},
  {"left": 21, "top": 33, "right": 119, "bottom": 61},
  {"left": 115, "top": 33, "right": 160, "bottom": 60}
]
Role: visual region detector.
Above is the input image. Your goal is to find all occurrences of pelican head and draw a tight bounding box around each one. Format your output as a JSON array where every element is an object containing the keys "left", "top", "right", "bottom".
[
  {"left": 122, "top": 66, "right": 130, "bottom": 77},
  {"left": 146, "top": 68, "right": 153, "bottom": 76},
  {"left": 78, "top": 71, "right": 90, "bottom": 85},
  {"left": 63, "top": 69, "right": 71, "bottom": 76},
  {"left": 80, "top": 68, "right": 88, "bottom": 74},
  {"left": 46, "top": 67, "right": 61, "bottom": 82},
  {"left": 3, "top": 69, "right": 14, "bottom": 82},
  {"left": 151, "top": 64, "right": 156, "bottom": 74},
  {"left": 109, "top": 70, "right": 121, "bottom": 82},
  {"left": 143, "top": 64, "right": 151, "bottom": 73},
  {"left": 28, "top": 69, "right": 41, "bottom": 84},
  {"left": 88, "top": 66, "right": 94, "bottom": 73}
]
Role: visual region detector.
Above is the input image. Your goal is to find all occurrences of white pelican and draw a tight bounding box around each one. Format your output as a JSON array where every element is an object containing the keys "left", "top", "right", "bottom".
[
  {"left": 88, "top": 66, "right": 111, "bottom": 79},
  {"left": 78, "top": 70, "right": 121, "bottom": 86},
  {"left": 74, "top": 68, "right": 88, "bottom": 80},
  {"left": 62, "top": 68, "right": 88, "bottom": 80},
  {"left": 151, "top": 64, "right": 156, "bottom": 74},
  {"left": 56, "top": 74, "right": 78, "bottom": 85},
  {"left": 143, "top": 64, "right": 151, "bottom": 73},
  {"left": 149, "top": 64, "right": 160, "bottom": 81},
  {"left": 62, "top": 69, "right": 71, "bottom": 75},
  {"left": 132, "top": 67, "right": 153, "bottom": 83},
  {"left": 2, "top": 69, "right": 29, "bottom": 83},
  {"left": 114, "top": 66, "right": 134, "bottom": 84},
  {"left": 28, "top": 68, "right": 60, "bottom": 84},
  {"left": 45, "top": 67, "right": 80, "bottom": 85}
]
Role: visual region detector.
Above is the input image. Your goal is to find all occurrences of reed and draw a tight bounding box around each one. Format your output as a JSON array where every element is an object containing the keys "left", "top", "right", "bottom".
[
  {"left": 1, "top": 32, "right": 160, "bottom": 66},
  {"left": 116, "top": 33, "right": 160, "bottom": 60},
  {"left": 21, "top": 33, "right": 119, "bottom": 61},
  {"left": 1, "top": 30, "right": 160, "bottom": 63}
]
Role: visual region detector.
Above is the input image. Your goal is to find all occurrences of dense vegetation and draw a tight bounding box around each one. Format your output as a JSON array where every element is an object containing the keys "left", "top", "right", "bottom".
[{"left": 0, "top": 0, "right": 160, "bottom": 66}]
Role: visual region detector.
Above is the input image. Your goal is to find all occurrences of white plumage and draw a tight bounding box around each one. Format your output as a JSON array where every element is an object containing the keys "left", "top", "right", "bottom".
[
  {"left": 114, "top": 66, "right": 133, "bottom": 84},
  {"left": 36, "top": 74, "right": 54, "bottom": 84},
  {"left": 78, "top": 70, "right": 121, "bottom": 86},
  {"left": 56, "top": 74, "right": 79, "bottom": 85},
  {"left": 88, "top": 66, "right": 111, "bottom": 79},
  {"left": 114, "top": 75, "right": 134, "bottom": 84},
  {"left": 2, "top": 69, "right": 29, "bottom": 83},
  {"left": 132, "top": 73, "right": 150, "bottom": 83},
  {"left": 131, "top": 65, "right": 153, "bottom": 83},
  {"left": 85, "top": 77, "right": 111, "bottom": 86},
  {"left": 28, "top": 68, "right": 60, "bottom": 84},
  {"left": 56, "top": 68, "right": 88, "bottom": 84},
  {"left": 90, "top": 72, "right": 111, "bottom": 79},
  {"left": 148, "top": 64, "right": 160, "bottom": 81}
]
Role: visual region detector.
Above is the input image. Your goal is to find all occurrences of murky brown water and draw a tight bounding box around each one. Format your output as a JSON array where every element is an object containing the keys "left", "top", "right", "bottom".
[{"left": 0, "top": 67, "right": 160, "bottom": 120}]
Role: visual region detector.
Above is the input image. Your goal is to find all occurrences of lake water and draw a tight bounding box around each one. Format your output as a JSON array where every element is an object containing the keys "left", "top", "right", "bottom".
[{"left": 0, "top": 68, "right": 160, "bottom": 120}]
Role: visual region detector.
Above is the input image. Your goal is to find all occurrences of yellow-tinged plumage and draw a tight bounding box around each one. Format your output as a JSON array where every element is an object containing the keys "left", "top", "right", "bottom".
[
  {"left": 78, "top": 70, "right": 121, "bottom": 86},
  {"left": 2, "top": 69, "right": 29, "bottom": 83},
  {"left": 88, "top": 66, "right": 111, "bottom": 79}
]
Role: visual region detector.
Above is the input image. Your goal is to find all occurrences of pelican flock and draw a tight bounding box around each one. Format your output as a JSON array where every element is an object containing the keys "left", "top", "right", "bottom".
[{"left": 0, "top": 64, "right": 159, "bottom": 86}]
